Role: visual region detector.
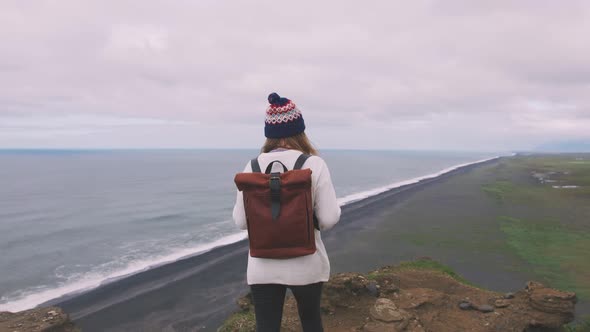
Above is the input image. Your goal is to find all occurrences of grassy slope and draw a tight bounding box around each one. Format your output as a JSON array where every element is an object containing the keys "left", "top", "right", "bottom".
[
  {"left": 481, "top": 155, "right": 590, "bottom": 299},
  {"left": 393, "top": 154, "right": 590, "bottom": 299},
  {"left": 367, "top": 258, "right": 476, "bottom": 286}
]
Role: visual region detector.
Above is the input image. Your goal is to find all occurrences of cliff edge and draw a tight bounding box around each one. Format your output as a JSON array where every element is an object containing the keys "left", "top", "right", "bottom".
[
  {"left": 220, "top": 258, "right": 578, "bottom": 332},
  {"left": 0, "top": 306, "right": 78, "bottom": 332}
]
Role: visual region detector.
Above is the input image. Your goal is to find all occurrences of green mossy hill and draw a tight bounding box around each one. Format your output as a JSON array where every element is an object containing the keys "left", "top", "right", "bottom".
[
  {"left": 482, "top": 154, "right": 590, "bottom": 203},
  {"left": 500, "top": 216, "right": 590, "bottom": 299},
  {"left": 479, "top": 155, "right": 590, "bottom": 300}
]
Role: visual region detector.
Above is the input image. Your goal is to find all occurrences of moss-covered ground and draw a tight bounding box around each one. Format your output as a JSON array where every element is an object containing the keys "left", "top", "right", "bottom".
[
  {"left": 218, "top": 311, "right": 255, "bottom": 332},
  {"left": 367, "top": 258, "right": 474, "bottom": 287},
  {"left": 481, "top": 155, "right": 590, "bottom": 299}
]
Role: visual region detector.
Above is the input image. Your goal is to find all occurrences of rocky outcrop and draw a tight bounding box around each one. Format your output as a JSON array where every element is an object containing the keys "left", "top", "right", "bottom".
[
  {"left": 220, "top": 259, "right": 578, "bottom": 332},
  {"left": 0, "top": 306, "right": 79, "bottom": 332},
  {"left": 525, "top": 281, "right": 577, "bottom": 330}
]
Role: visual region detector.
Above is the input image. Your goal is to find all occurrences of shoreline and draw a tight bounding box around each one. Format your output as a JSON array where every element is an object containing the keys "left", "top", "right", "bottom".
[
  {"left": 0, "top": 155, "right": 500, "bottom": 314},
  {"left": 40, "top": 157, "right": 502, "bottom": 331}
]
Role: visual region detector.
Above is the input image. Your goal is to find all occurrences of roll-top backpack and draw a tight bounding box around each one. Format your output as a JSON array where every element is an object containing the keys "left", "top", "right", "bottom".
[{"left": 234, "top": 154, "right": 318, "bottom": 259}]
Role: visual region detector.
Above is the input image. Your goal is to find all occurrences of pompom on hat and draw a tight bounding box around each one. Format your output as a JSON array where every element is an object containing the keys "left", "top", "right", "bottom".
[{"left": 264, "top": 92, "right": 306, "bottom": 138}]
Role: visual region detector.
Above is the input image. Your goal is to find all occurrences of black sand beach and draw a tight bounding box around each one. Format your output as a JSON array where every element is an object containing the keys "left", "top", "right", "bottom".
[{"left": 45, "top": 156, "right": 589, "bottom": 331}]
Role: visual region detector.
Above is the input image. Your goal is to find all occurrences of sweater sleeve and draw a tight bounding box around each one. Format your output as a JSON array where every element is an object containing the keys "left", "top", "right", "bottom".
[
  {"left": 232, "top": 162, "right": 251, "bottom": 230},
  {"left": 313, "top": 159, "right": 341, "bottom": 231}
]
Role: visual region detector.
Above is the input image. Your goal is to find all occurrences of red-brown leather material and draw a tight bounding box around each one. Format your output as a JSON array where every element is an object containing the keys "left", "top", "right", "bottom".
[
  {"left": 235, "top": 168, "right": 312, "bottom": 191},
  {"left": 234, "top": 169, "right": 316, "bottom": 259}
]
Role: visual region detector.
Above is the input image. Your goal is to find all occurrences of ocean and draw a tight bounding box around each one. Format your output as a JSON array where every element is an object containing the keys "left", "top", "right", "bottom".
[{"left": 0, "top": 149, "right": 499, "bottom": 312}]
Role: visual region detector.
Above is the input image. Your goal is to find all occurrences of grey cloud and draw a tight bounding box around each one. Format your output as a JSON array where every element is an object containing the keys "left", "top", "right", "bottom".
[{"left": 1, "top": 0, "right": 589, "bottom": 150}]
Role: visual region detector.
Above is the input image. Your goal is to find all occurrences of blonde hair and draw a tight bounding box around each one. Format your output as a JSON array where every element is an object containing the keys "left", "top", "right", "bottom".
[{"left": 261, "top": 132, "right": 319, "bottom": 155}]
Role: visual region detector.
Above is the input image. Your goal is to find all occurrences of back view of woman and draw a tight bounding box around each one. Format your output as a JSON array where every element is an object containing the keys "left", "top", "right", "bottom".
[{"left": 233, "top": 92, "right": 341, "bottom": 331}]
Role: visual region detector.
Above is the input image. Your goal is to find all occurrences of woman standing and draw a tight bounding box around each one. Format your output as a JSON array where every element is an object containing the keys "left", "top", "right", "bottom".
[{"left": 233, "top": 92, "right": 341, "bottom": 331}]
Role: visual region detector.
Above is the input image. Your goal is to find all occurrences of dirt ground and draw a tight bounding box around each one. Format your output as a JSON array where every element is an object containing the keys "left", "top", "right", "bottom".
[{"left": 222, "top": 260, "right": 577, "bottom": 332}]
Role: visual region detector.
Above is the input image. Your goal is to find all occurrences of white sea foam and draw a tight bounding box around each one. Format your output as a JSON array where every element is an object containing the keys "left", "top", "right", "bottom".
[
  {"left": 0, "top": 231, "right": 247, "bottom": 312},
  {"left": 0, "top": 155, "right": 500, "bottom": 312},
  {"left": 337, "top": 156, "right": 500, "bottom": 206}
]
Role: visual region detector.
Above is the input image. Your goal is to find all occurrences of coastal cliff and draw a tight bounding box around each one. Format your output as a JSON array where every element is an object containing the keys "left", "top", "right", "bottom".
[{"left": 220, "top": 258, "right": 579, "bottom": 332}]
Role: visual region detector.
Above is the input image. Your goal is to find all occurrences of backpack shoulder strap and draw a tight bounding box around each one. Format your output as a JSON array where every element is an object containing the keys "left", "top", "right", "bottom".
[
  {"left": 293, "top": 154, "right": 311, "bottom": 170},
  {"left": 250, "top": 158, "right": 261, "bottom": 173},
  {"left": 293, "top": 154, "right": 320, "bottom": 230}
]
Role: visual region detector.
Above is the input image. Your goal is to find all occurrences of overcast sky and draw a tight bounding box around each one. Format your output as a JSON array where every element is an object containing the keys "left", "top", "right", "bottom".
[{"left": 1, "top": 1, "right": 589, "bottom": 151}]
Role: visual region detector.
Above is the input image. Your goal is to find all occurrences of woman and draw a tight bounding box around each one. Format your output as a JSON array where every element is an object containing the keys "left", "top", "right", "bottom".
[{"left": 233, "top": 92, "right": 341, "bottom": 331}]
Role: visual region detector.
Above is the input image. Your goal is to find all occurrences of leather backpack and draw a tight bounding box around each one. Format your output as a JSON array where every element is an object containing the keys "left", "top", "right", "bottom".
[{"left": 234, "top": 154, "right": 318, "bottom": 259}]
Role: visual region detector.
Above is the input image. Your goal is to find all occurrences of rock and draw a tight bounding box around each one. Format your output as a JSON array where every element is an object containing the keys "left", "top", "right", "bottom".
[
  {"left": 526, "top": 281, "right": 577, "bottom": 315},
  {"left": 372, "top": 267, "right": 400, "bottom": 295},
  {"left": 503, "top": 292, "right": 515, "bottom": 299},
  {"left": 398, "top": 288, "right": 445, "bottom": 309},
  {"left": 458, "top": 301, "right": 472, "bottom": 310},
  {"left": 363, "top": 321, "right": 398, "bottom": 332},
  {"left": 323, "top": 273, "right": 370, "bottom": 305},
  {"left": 320, "top": 301, "right": 336, "bottom": 315},
  {"left": 494, "top": 299, "right": 510, "bottom": 308},
  {"left": 379, "top": 279, "right": 400, "bottom": 294},
  {"left": 524, "top": 281, "right": 577, "bottom": 328},
  {"left": 393, "top": 318, "right": 409, "bottom": 331},
  {"left": 370, "top": 298, "right": 408, "bottom": 323},
  {"left": 366, "top": 281, "right": 380, "bottom": 297},
  {"left": 363, "top": 319, "right": 409, "bottom": 332},
  {"left": 406, "top": 319, "right": 426, "bottom": 332},
  {"left": 474, "top": 304, "right": 494, "bottom": 313}
]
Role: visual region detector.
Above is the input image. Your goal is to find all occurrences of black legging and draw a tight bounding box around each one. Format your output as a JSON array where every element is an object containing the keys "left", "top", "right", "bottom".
[{"left": 250, "top": 282, "right": 323, "bottom": 332}]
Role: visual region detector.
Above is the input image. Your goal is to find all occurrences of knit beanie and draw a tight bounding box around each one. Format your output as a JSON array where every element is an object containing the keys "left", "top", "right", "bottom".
[{"left": 264, "top": 92, "right": 306, "bottom": 138}]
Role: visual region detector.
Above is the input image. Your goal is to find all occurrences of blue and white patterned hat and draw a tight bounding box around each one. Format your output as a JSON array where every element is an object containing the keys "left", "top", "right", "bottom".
[{"left": 264, "top": 92, "right": 306, "bottom": 139}]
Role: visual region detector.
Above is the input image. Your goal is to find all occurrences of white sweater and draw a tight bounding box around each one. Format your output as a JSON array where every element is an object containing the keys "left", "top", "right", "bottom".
[{"left": 232, "top": 149, "right": 341, "bottom": 285}]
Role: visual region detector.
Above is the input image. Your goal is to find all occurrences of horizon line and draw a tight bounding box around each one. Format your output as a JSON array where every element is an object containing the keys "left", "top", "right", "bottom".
[{"left": 0, "top": 147, "right": 514, "bottom": 153}]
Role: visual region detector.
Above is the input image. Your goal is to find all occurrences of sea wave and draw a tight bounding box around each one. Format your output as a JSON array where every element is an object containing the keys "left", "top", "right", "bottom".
[
  {"left": 0, "top": 232, "right": 247, "bottom": 312},
  {"left": 337, "top": 155, "right": 500, "bottom": 205},
  {"left": 0, "top": 155, "right": 500, "bottom": 312}
]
